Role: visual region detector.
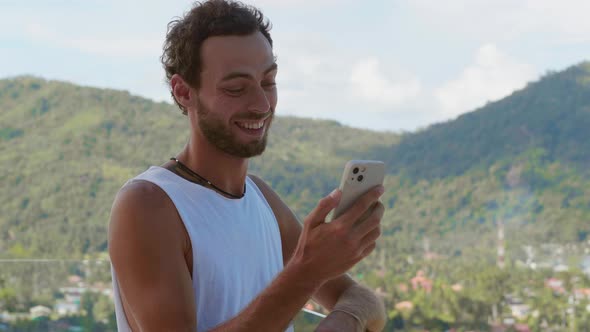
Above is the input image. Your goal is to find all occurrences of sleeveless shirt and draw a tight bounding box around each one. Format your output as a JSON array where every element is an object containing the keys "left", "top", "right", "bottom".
[{"left": 110, "top": 166, "right": 294, "bottom": 332}]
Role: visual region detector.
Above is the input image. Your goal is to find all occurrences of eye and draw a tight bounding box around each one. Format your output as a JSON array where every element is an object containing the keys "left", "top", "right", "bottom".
[
  {"left": 262, "top": 81, "right": 277, "bottom": 89},
  {"left": 224, "top": 87, "right": 245, "bottom": 95}
]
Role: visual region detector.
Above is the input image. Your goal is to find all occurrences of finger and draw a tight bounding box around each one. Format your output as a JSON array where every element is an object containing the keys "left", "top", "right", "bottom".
[
  {"left": 338, "top": 185, "right": 384, "bottom": 226},
  {"left": 354, "top": 202, "right": 384, "bottom": 237},
  {"left": 355, "top": 201, "right": 378, "bottom": 225},
  {"left": 306, "top": 189, "right": 341, "bottom": 228},
  {"left": 361, "top": 242, "right": 377, "bottom": 258},
  {"left": 360, "top": 226, "right": 381, "bottom": 249}
]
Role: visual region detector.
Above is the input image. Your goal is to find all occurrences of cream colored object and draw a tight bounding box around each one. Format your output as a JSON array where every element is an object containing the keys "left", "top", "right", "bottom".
[{"left": 330, "top": 160, "right": 385, "bottom": 222}]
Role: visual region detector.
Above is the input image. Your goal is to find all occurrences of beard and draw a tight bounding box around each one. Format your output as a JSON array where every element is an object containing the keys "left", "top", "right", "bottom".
[{"left": 196, "top": 98, "right": 273, "bottom": 158}]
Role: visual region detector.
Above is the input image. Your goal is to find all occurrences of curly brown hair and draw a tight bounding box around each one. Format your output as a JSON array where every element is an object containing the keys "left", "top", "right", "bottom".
[{"left": 161, "top": 0, "right": 273, "bottom": 115}]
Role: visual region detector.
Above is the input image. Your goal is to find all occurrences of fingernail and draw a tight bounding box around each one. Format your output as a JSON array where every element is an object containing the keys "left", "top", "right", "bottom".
[
  {"left": 377, "top": 186, "right": 385, "bottom": 195},
  {"left": 329, "top": 189, "right": 341, "bottom": 199}
]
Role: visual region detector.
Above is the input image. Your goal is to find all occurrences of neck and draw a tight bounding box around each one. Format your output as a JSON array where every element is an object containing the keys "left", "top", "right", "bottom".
[{"left": 176, "top": 134, "right": 249, "bottom": 198}]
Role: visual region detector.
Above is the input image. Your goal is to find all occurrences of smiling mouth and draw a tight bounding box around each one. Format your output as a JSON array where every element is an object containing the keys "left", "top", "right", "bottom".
[
  {"left": 235, "top": 112, "right": 273, "bottom": 133},
  {"left": 235, "top": 120, "right": 265, "bottom": 130}
]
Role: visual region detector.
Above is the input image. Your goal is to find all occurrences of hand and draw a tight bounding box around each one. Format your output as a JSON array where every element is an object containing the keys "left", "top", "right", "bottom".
[
  {"left": 290, "top": 186, "right": 385, "bottom": 285},
  {"left": 315, "top": 310, "right": 363, "bottom": 332}
]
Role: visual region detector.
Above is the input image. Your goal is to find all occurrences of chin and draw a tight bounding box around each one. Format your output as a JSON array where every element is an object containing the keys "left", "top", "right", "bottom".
[{"left": 233, "top": 142, "right": 267, "bottom": 158}]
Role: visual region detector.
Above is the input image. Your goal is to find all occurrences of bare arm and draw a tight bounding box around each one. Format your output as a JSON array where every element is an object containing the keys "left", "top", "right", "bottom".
[
  {"left": 110, "top": 177, "right": 383, "bottom": 331},
  {"left": 210, "top": 176, "right": 386, "bottom": 331},
  {"left": 250, "top": 175, "right": 387, "bottom": 331},
  {"left": 110, "top": 181, "right": 325, "bottom": 331},
  {"left": 109, "top": 181, "right": 197, "bottom": 332},
  {"left": 330, "top": 284, "right": 387, "bottom": 332}
]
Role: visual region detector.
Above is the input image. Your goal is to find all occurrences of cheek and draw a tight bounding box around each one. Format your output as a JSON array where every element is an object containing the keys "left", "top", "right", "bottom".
[
  {"left": 267, "top": 91, "right": 278, "bottom": 108},
  {"left": 213, "top": 99, "right": 243, "bottom": 120}
]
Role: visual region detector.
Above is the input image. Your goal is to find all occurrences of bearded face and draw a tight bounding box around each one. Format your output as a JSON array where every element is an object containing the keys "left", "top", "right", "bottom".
[{"left": 196, "top": 98, "right": 273, "bottom": 158}]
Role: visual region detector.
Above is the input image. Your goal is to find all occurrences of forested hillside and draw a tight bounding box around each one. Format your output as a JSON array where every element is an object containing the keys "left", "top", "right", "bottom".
[
  {"left": 376, "top": 61, "right": 590, "bottom": 180},
  {"left": 0, "top": 76, "right": 399, "bottom": 258},
  {"left": 2, "top": 61, "right": 590, "bottom": 330}
]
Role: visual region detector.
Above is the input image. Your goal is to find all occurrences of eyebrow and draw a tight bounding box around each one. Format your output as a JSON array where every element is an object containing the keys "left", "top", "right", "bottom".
[{"left": 220, "top": 62, "right": 278, "bottom": 82}]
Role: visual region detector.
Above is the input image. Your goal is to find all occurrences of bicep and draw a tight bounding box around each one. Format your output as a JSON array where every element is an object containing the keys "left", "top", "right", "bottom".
[{"left": 108, "top": 183, "right": 196, "bottom": 331}]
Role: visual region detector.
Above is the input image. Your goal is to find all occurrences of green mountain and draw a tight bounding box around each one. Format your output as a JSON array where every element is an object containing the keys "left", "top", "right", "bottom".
[
  {"left": 0, "top": 76, "right": 399, "bottom": 258},
  {"left": 1, "top": 61, "right": 589, "bottom": 262},
  {"left": 378, "top": 61, "right": 590, "bottom": 180},
  {"left": 2, "top": 62, "right": 590, "bottom": 330}
]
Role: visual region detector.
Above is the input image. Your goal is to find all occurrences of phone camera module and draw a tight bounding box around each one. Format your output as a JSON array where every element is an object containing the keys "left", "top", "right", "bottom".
[
  {"left": 353, "top": 167, "right": 359, "bottom": 174},
  {"left": 357, "top": 175, "right": 364, "bottom": 182}
]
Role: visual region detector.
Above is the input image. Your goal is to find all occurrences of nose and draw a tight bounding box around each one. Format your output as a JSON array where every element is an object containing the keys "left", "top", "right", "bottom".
[{"left": 248, "top": 85, "right": 272, "bottom": 114}]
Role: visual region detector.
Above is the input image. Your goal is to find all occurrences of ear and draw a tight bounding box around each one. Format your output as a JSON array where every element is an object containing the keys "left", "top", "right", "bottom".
[{"left": 170, "top": 74, "right": 195, "bottom": 111}]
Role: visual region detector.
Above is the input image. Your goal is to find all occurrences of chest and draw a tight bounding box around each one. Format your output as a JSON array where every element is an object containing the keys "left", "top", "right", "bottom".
[{"left": 182, "top": 197, "right": 284, "bottom": 281}]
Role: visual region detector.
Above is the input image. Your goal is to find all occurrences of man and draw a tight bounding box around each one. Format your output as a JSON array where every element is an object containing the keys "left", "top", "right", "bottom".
[{"left": 108, "top": 1, "right": 387, "bottom": 331}]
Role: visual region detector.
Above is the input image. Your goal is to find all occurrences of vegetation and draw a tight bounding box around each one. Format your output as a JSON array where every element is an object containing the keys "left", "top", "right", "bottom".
[
  {"left": 376, "top": 62, "right": 590, "bottom": 180},
  {"left": 1, "top": 60, "right": 590, "bottom": 331}
]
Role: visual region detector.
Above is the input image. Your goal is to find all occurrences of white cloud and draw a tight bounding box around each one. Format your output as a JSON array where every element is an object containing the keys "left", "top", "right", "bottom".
[
  {"left": 275, "top": 52, "right": 349, "bottom": 118},
  {"left": 5, "top": 0, "right": 587, "bottom": 132},
  {"left": 251, "top": 0, "right": 348, "bottom": 7},
  {"left": 405, "top": 0, "right": 590, "bottom": 43},
  {"left": 293, "top": 55, "right": 323, "bottom": 77},
  {"left": 349, "top": 58, "right": 421, "bottom": 107},
  {"left": 522, "top": 0, "right": 590, "bottom": 43},
  {"left": 435, "top": 44, "right": 536, "bottom": 117},
  {"left": 25, "top": 23, "right": 161, "bottom": 58}
]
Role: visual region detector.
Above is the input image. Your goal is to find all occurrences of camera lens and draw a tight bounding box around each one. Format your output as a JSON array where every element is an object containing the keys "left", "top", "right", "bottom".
[
  {"left": 353, "top": 167, "right": 359, "bottom": 174},
  {"left": 358, "top": 175, "right": 364, "bottom": 182}
]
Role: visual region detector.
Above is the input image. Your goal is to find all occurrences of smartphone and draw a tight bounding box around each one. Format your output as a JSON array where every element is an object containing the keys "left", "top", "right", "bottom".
[{"left": 328, "top": 160, "right": 385, "bottom": 222}]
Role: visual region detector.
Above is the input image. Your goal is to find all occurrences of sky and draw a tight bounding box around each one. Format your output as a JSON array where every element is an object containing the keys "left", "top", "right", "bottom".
[{"left": 2, "top": 0, "right": 590, "bottom": 132}]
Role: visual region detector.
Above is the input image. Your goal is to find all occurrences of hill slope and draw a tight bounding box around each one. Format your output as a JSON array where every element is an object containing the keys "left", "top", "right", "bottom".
[
  {"left": 0, "top": 76, "right": 399, "bottom": 257},
  {"left": 378, "top": 61, "right": 590, "bottom": 180},
  {"left": 2, "top": 63, "right": 590, "bottom": 331},
  {"left": 1, "top": 62, "right": 590, "bottom": 262}
]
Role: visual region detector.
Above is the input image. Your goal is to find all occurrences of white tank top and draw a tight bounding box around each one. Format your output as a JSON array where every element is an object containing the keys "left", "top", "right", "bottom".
[{"left": 110, "top": 166, "right": 294, "bottom": 332}]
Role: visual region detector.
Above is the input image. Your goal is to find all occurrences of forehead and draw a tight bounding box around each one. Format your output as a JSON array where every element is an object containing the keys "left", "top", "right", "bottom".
[{"left": 200, "top": 32, "right": 275, "bottom": 80}]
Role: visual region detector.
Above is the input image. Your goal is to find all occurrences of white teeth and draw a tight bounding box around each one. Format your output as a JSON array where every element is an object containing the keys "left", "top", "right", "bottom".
[{"left": 238, "top": 121, "right": 264, "bottom": 130}]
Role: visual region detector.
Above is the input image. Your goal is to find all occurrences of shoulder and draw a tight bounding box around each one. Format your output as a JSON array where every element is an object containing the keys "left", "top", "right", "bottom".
[
  {"left": 108, "top": 180, "right": 196, "bottom": 330},
  {"left": 108, "top": 179, "right": 188, "bottom": 260},
  {"left": 110, "top": 179, "right": 177, "bottom": 226}
]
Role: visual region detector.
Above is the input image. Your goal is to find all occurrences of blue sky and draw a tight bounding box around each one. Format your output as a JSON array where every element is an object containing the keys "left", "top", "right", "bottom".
[{"left": 2, "top": 0, "right": 590, "bottom": 132}]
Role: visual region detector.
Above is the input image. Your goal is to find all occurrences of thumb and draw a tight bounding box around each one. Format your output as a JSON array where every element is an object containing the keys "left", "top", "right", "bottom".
[{"left": 306, "top": 189, "right": 341, "bottom": 227}]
